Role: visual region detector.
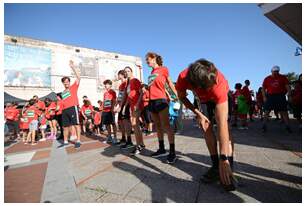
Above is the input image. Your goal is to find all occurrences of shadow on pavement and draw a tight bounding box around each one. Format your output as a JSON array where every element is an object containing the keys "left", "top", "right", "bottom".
[
  {"left": 180, "top": 119, "right": 302, "bottom": 153},
  {"left": 185, "top": 153, "right": 302, "bottom": 203}
]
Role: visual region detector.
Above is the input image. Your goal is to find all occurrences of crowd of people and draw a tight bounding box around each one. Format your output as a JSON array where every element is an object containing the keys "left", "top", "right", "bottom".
[{"left": 4, "top": 52, "right": 302, "bottom": 192}]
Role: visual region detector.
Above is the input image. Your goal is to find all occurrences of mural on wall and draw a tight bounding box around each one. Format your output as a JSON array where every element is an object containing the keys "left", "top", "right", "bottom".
[
  {"left": 4, "top": 43, "right": 52, "bottom": 87},
  {"left": 53, "top": 51, "right": 98, "bottom": 78},
  {"left": 97, "top": 58, "right": 141, "bottom": 93}
]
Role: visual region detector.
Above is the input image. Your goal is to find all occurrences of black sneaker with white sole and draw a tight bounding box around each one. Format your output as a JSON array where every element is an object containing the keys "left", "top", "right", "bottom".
[
  {"left": 74, "top": 142, "right": 81, "bottom": 149},
  {"left": 167, "top": 153, "right": 177, "bottom": 164},
  {"left": 200, "top": 167, "right": 219, "bottom": 183},
  {"left": 130, "top": 145, "right": 145, "bottom": 156},
  {"left": 120, "top": 142, "right": 134, "bottom": 150},
  {"left": 130, "top": 147, "right": 141, "bottom": 156},
  {"left": 151, "top": 148, "right": 167, "bottom": 158}
]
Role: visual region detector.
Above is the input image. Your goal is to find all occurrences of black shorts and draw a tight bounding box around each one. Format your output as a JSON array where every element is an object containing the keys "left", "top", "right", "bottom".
[
  {"left": 292, "top": 104, "right": 302, "bottom": 119},
  {"left": 47, "top": 115, "right": 57, "bottom": 121},
  {"left": 142, "top": 106, "right": 152, "bottom": 123},
  {"left": 118, "top": 104, "right": 130, "bottom": 121},
  {"left": 264, "top": 94, "right": 288, "bottom": 112},
  {"left": 84, "top": 116, "right": 93, "bottom": 124},
  {"left": 6, "top": 120, "right": 19, "bottom": 132},
  {"left": 102, "top": 112, "right": 115, "bottom": 125},
  {"left": 62, "top": 106, "right": 80, "bottom": 127},
  {"left": 148, "top": 99, "right": 168, "bottom": 114},
  {"left": 200, "top": 101, "right": 216, "bottom": 122}
]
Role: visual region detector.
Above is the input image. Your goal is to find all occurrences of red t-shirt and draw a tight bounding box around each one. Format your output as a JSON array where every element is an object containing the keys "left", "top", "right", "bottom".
[
  {"left": 40, "top": 115, "right": 47, "bottom": 125},
  {"left": 46, "top": 102, "right": 57, "bottom": 118},
  {"left": 61, "top": 81, "right": 80, "bottom": 110},
  {"left": 233, "top": 90, "right": 242, "bottom": 105},
  {"left": 19, "top": 111, "right": 29, "bottom": 130},
  {"left": 118, "top": 81, "right": 127, "bottom": 103},
  {"left": 292, "top": 81, "right": 302, "bottom": 105},
  {"left": 262, "top": 74, "right": 289, "bottom": 95},
  {"left": 127, "top": 78, "right": 142, "bottom": 107},
  {"left": 256, "top": 92, "right": 263, "bottom": 105},
  {"left": 148, "top": 66, "right": 169, "bottom": 100},
  {"left": 94, "top": 112, "right": 101, "bottom": 125},
  {"left": 25, "top": 105, "right": 40, "bottom": 122},
  {"left": 176, "top": 68, "right": 229, "bottom": 104},
  {"left": 35, "top": 100, "right": 46, "bottom": 116},
  {"left": 241, "top": 86, "right": 252, "bottom": 103},
  {"left": 142, "top": 90, "right": 150, "bottom": 107},
  {"left": 55, "top": 100, "right": 63, "bottom": 115},
  {"left": 5, "top": 106, "right": 20, "bottom": 121},
  {"left": 103, "top": 89, "right": 116, "bottom": 112},
  {"left": 81, "top": 104, "right": 94, "bottom": 117}
]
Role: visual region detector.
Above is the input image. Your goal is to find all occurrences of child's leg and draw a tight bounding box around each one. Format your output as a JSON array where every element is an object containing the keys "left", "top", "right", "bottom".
[
  {"left": 106, "top": 124, "right": 112, "bottom": 137},
  {"left": 41, "top": 129, "right": 46, "bottom": 139},
  {"left": 52, "top": 120, "right": 58, "bottom": 136},
  {"left": 22, "top": 130, "right": 28, "bottom": 142},
  {"left": 31, "top": 130, "right": 36, "bottom": 144},
  {"left": 112, "top": 123, "right": 117, "bottom": 139},
  {"left": 49, "top": 121, "right": 54, "bottom": 136}
]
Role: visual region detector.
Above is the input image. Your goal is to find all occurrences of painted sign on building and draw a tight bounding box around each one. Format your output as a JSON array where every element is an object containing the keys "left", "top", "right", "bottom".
[
  {"left": 4, "top": 43, "right": 52, "bottom": 87},
  {"left": 97, "top": 58, "right": 139, "bottom": 92},
  {"left": 53, "top": 51, "right": 98, "bottom": 78}
]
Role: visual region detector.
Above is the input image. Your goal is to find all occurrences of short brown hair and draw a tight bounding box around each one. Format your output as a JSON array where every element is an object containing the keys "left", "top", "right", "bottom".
[
  {"left": 146, "top": 52, "right": 163, "bottom": 66},
  {"left": 124, "top": 66, "right": 133, "bottom": 72},
  {"left": 61, "top": 76, "right": 70, "bottom": 83},
  {"left": 103, "top": 79, "right": 112, "bottom": 85},
  {"left": 186, "top": 59, "right": 217, "bottom": 89},
  {"left": 118, "top": 70, "right": 128, "bottom": 78}
]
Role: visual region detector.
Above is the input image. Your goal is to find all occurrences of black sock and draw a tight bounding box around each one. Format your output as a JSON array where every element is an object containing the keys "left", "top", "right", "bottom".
[
  {"left": 159, "top": 140, "right": 165, "bottom": 150},
  {"left": 127, "top": 136, "right": 132, "bottom": 144},
  {"left": 121, "top": 136, "right": 126, "bottom": 141},
  {"left": 211, "top": 155, "right": 219, "bottom": 169},
  {"left": 228, "top": 156, "right": 234, "bottom": 170},
  {"left": 170, "top": 143, "right": 175, "bottom": 154}
]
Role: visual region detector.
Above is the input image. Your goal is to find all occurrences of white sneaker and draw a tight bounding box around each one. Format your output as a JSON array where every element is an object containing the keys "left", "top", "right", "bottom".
[{"left": 70, "top": 135, "right": 77, "bottom": 141}]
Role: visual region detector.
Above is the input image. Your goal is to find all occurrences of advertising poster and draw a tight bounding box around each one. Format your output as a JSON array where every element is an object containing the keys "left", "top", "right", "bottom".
[{"left": 4, "top": 43, "right": 52, "bottom": 87}]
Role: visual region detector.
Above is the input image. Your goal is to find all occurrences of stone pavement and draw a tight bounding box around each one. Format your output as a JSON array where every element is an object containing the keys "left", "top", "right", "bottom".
[{"left": 4, "top": 118, "right": 302, "bottom": 203}]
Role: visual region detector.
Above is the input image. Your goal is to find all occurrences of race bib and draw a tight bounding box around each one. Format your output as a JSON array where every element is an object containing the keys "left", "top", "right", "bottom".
[
  {"left": 104, "top": 100, "right": 112, "bottom": 108},
  {"left": 148, "top": 73, "right": 158, "bottom": 86},
  {"left": 85, "top": 109, "right": 92, "bottom": 115},
  {"left": 61, "top": 90, "right": 71, "bottom": 100},
  {"left": 117, "top": 91, "right": 124, "bottom": 101},
  {"left": 27, "top": 110, "right": 35, "bottom": 118},
  {"left": 21, "top": 118, "right": 28, "bottom": 123}
]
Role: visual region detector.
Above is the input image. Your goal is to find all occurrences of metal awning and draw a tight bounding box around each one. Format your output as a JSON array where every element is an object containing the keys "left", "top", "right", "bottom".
[{"left": 258, "top": 3, "right": 302, "bottom": 45}]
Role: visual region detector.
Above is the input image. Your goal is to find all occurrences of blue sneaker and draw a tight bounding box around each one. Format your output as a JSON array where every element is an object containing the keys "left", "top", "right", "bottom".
[{"left": 74, "top": 142, "right": 81, "bottom": 149}]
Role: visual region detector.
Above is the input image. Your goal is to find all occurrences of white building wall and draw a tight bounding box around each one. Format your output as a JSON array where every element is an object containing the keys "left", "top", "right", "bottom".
[{"left": 4, "top": 35, "right": 143, "bottom": 107}]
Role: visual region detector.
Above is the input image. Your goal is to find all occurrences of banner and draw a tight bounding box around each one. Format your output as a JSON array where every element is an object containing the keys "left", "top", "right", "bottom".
[
  {"left": 4, "top": 44, "right": 52, "bottom": 87},
  {"left": 97, "top": 58, "right": 140, "bottom": 92},
  {"left": 53, "top": 51, "right": 98, "bottom": 78}
]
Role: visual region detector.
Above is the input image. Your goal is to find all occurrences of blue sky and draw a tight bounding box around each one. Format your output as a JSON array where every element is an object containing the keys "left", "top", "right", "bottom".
[{"left": 4, "top": 3, "right": 301, "bottom": 95}]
